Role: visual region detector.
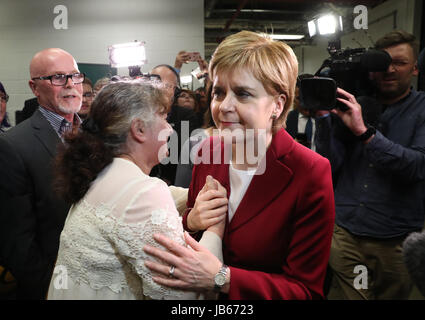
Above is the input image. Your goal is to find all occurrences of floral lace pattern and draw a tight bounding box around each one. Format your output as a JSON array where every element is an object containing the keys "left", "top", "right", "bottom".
[{"left": 55, "top": 195, "right": 192, "bottom": 299}]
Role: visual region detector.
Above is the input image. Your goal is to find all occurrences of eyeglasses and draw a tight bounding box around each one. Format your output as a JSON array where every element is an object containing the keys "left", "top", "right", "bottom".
[
  {"left": 146, "top": 74, "right": 161, "bottom": 81},
  {"left": 31, "top": 73, "right": 85, "bottom": 86},
  {"left": 0, "top": 94, "right": 9, "bottom": 102},
  {"left": 147, "top": 74, "right": 176, "bottom": 89}
]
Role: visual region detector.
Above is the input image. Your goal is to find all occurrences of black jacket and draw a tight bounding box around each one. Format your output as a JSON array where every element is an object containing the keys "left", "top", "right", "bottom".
[
  {"left": 155, "top": 104, "right": 198, "bottom": 184},
  {"left": 0, "top": 109, "right": 70, "bottom": 299}
]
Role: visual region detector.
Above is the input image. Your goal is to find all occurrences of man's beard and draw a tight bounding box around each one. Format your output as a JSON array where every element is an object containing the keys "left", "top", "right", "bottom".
[
  {"left": 58, "top": 89, "right": 82, "bottom": 114},
  {"left": 377, "top": 82, "right": 410, "bottom": 101},
  {"left": 58, "top": 102, "right": 81, "bottom": 114}
]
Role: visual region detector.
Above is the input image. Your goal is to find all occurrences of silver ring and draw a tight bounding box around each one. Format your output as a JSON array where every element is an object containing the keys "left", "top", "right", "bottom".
[{"left": 169, "top": 265, "right": 175, "bottom": 277}]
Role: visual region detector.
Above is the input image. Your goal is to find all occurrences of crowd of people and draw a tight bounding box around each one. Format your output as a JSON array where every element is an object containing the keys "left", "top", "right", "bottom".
[{"left": 0, "top": 29, "right": 424, "bottom": 300}]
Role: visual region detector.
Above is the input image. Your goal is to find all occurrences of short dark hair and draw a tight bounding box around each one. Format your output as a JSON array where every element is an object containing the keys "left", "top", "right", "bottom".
[
  {"left": 178, "top": 89, "right": 200, "bottom": 112},
  {"left": 152, "top": 64, "right": 181, "bottom": 88},
  {"left": 83, "top": 76, "right": 93, "bottom": 88},
  {"left": 375, "top": 30, "right": 420, "bottom": 60}
]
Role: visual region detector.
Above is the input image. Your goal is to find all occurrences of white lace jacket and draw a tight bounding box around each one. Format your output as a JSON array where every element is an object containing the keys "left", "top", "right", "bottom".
[{"left": 47, "top": 158, "right": 222, "bottom": 300}]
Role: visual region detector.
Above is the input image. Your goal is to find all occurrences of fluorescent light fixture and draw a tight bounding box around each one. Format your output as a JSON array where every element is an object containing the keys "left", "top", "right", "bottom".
[
  {"left": 108, "top": 41, "right": 147, "bottom": 68},
  {"left": 308, "top": 20, "right": 317, "bottom": 37},
  {"left": 269, "top": 34, "right": 305, "bottom": 40},
  {"left": 180, "top": 75, "right": 192, "bottom": 85}
]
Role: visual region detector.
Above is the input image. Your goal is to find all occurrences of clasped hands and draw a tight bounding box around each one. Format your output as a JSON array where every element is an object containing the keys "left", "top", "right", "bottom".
[{"left": 143, "top": 175, "right": 228, "bottom": 292}]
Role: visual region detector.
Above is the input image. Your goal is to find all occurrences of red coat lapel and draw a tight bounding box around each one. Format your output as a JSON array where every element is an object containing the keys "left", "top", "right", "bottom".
[{"left": 228, "top": 129, "right": 295, "bottom": 232}]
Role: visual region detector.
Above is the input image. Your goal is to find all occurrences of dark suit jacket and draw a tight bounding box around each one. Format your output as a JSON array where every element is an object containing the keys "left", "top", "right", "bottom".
[
  {"left": 286, "top": 109, "right": 317, "bottom": 149},
  {"left": 0, "top": 109, "right": 70, "bottom": 299},
  {"left": 15, "top": 97, "right": 38, "bottom": 125},
  {"left": 285, "top": 109, "right": 300, "bottom": 139},
  {"left": 156, "top": 104, "right": 199, "bottom": 184},
  {"left": 183, "top": 129, "right": 335, "bottom": 299}
]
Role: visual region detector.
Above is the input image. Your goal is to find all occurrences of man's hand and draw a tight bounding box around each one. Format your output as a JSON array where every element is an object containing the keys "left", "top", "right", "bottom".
[{"left": 333, "top": 88, "right": 368, "bottom": 136}]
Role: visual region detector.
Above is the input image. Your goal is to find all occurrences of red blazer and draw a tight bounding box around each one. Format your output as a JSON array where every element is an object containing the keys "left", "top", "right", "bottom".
[{"left": 183, "top": 128, "right": 335, "bottom": 299}]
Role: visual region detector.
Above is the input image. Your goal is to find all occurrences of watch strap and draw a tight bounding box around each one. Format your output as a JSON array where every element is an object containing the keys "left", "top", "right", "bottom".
[
  {"left": 357, "top": 125, "right": 376, "bottom": 141},
  {"left": 214, "top": 264, "right": 228, "bottom": 292}
]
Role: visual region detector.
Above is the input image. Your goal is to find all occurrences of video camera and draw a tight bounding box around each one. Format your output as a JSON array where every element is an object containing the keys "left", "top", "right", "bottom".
[{"left": 300, "top": 39, "right": 392, "bottom": 111}]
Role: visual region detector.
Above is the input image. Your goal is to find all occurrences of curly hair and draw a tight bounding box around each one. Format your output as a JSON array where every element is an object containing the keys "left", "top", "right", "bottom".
[{"left": 54, "top": 80, "right": 169, "bottom": 204}]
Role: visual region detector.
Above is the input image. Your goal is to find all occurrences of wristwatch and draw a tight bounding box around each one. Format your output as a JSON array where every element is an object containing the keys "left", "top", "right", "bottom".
[
  {"left": 214, "top": 264, "right": 228, "bottom": 292},
  {"left": 356, "top": 125, "right": 376, "bottom": 141}
]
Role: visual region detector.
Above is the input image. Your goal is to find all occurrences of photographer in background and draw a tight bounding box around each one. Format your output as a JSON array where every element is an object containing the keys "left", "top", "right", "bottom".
[{"left": 315, "top": 30, "right": 425, "bottom": 299}]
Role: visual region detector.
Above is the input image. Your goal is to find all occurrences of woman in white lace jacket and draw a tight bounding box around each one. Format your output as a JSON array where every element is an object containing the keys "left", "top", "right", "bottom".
[{"left": 47, "top": 80, "right": 228, "bottom": 300}]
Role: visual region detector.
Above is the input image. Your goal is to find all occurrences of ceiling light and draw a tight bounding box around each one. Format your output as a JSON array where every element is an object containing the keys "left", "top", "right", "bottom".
[{"left": 269, "top": 34, "right": 305, "bottom": 40}]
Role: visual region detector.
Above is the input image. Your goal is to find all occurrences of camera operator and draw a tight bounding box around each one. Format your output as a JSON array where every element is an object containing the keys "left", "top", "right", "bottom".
[{"left": 315, "top": 30, "right": 425, "bottom": 299}]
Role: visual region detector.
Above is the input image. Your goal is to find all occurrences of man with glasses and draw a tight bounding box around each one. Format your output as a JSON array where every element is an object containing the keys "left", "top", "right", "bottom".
[
  {"left": 0, "top": 48, "right": 83, "bottom": 299},
  {"left": 315, "top": 30, "right": 425, "bottom": 299}
]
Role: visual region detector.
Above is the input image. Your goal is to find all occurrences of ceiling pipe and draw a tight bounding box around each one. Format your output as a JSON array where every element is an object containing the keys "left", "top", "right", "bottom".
[
  {"left": 217, "top": 0, "right": 249, "bottom": 43},
  {"left": 214, "top": 9, "right": 306, "bottom": 15},
  {"left": 205, "top": 0, "right": 219, "bottom": 18},
  {"left": 223, "top": 0, "right": 249, "bottom": 32}
]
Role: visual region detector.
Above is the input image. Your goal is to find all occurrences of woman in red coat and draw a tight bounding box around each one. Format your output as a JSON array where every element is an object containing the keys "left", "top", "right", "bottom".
[{"left": 144, "top": 30, "right": 335, "bottom": 300}]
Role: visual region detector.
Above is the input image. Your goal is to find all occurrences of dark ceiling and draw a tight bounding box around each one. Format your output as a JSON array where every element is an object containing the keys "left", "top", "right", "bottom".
[{"left": 204, "top": 0, "right": 387, "bottom": 58}]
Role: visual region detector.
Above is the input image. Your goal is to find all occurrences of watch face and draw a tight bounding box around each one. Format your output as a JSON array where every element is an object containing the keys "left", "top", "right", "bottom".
[{"left": 215, "top": 273, "right": 226, "bottom": 286}]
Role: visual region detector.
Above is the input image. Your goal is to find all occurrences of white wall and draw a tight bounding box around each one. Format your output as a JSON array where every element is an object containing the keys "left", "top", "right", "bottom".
[
  {"left": 296, "top": 0, "right": 422, "bottom": 76},
  {"left": 0, "top": 0, "right": 204, "bottom": 124}
]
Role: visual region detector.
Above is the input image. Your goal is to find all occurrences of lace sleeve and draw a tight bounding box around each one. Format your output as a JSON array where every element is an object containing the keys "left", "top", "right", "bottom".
[{"left": 106, "top": 179, "right": 197, "bottom": 300}]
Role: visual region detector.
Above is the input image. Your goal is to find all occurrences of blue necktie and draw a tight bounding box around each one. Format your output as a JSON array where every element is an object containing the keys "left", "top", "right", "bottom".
[{"left": 305, "top": 117, "right": 312, "bottom": 143}]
